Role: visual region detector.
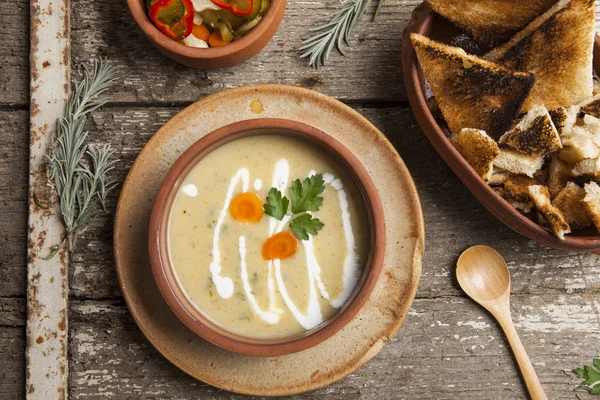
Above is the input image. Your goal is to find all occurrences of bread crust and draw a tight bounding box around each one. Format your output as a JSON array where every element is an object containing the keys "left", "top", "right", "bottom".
[
  {"left": 424, "top": 0, "right": 555, "bottom": 47},
  {"left": 549, "top": 105, "right": 579, "bottom": 137},
  {"left": 485, "top": 0, "right": 595, "bottom": 111},
  {"left": 527, "top": 185, "right": 571, "bottom": 239},
  {"left": 572, "top": 158, "right": 600, "bottom": 183},
  {"left": 579, "top": 94, "right": 600, "bottom": 119},
  {"left": 498, "top": 105, "right": 562, "bottom": 156},
  {"left": 551, "top": 182, "right": 592, "bottom": 229},
  {"left": 411, "top": 33, "right": 535, "bottom": 138},
  {"left": 452, "top": 128, "right": 500, "bottom": 181},
  {"left": 494, "top": 175, "right": 539, "bottom": 213}
]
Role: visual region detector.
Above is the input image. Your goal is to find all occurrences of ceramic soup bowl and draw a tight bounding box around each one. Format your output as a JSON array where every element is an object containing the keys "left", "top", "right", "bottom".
[{"left": 149, "top": 118, "right": 386, "bottom": 356}]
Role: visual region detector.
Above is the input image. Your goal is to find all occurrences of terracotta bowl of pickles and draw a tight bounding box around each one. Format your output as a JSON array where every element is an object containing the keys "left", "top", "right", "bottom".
[{"left": 128, "top": 0, "right": 286, "bottom": 69}]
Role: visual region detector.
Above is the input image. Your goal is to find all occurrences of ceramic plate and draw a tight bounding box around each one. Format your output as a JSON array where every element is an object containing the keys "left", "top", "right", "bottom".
[{"left": 114, "top": 84, "right": 424, "bottom": 396}]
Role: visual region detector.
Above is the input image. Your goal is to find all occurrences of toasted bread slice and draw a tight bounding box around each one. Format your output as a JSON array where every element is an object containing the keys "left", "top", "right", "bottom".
[
  {"left": 495, "top": 186, "right": 534, "bottom": 213},
  {"left": 549, "top": 105, "right": 580, "bottom": 137},
  {"left": 582, "top": 181, "right": 600, "bottom": 229},
  {"left": 528, "top": 185, "right": 571, "bottom": 239},
  {"left": 424, "top": 0, "right": 555, "bottom": 48},
  {"left": 572, "top": 158, "right": 600, "bottom": 182},
  {"left": 410, "top": 33, "right": 535, "bottom": 138},
  {"left": 489, "top": 168, "right": 548, "bottom": 186},
  {"left": 548, "top": 155, "right": 572, "bottom": 198},
  {"left": 452, "top": 128, "right": 499, "bottom": 181},
  {"left": 579, "top": 94, "right": 600, "bottom": 119},
  {"left": 494, "top": 150, "right": 544, "bottom": 177},
  {"left": 488, "top": 170, "right": 513, "bottom": 186},
  {"left": 485, "top": 0, "right": 595, "bottom": 111},
  {"left": 551, "top": 182, "right": 592, "bottom": 229},
  {"left": 498, "top": 104, "right": 562, "bottom": 156},
  {"left": 559, "top": 126, "right": 600, "bottom": 163},
  {"left": 494, "top": 175, "right": 539, "bottom": 213}
]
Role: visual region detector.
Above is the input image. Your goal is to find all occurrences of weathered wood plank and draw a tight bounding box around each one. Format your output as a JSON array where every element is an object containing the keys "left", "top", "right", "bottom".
[
  {"left": 1, "top": 0, "right": 599, "bottom": 107},
  {"left": 68, "top": 297, "right": 600, "bottom": 399},
  {"left": 69, "top": 106, "right": 600, "bottom": 299},
  {"left": 0, "top": 327, "right": 25, "bottom": 400},
  {"left": 0, "top": 0, "right": 29, "bottom": 106},
  {"left": 70, "top": 0, "right": 600, "bottom": 104},
  {"left": 0, "top": 110, "right": 28, "bottom": 298},
  {"left": 0, "top": 298, "right": 26, "bottom": 327},
  {"left": 70, "top": 0, "right": 412, "bottom": 103},
  {"left": 28, "top": 0, "right": 71, "bottom": 393}
]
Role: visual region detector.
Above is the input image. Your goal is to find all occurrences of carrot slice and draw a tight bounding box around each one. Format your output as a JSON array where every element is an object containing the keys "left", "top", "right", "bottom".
[
  {"left": 229, "top": 192, "right": 264, "bottom": 223},
  {"left": 262, "top": 232, "right": 298, "bottom": 260},
  {"left": 208, "top": 30, "right": 231, "bottom": 47},
  {"left": 192, "top": 24, "right": 209, "bottom": 42}
]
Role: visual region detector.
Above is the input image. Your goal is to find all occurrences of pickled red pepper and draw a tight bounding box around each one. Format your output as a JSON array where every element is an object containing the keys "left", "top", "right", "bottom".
[
  {"left": 149, "top": 0, "right": 194, "bottom": 40},
  {"left": 209, "top": 0, "right": 255, "bottom": 16}
]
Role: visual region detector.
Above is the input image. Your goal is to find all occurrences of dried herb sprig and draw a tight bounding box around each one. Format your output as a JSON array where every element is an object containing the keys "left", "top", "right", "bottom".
[
  {"left": 299, "top": 0, "right": 385, "bottom": 68},
  {"left": 47, "top": 59, "right": 120, "bottom": 258}
]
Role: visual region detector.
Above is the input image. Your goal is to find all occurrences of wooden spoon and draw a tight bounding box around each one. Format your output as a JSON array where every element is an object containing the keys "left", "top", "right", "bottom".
[{"left": 456, "top": 245, "right": 547, "bottom": 400}]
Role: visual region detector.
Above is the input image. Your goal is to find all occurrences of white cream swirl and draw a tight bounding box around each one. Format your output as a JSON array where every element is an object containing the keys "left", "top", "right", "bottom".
[{"left": 204, "top": 160, "right": 359, "bottom": 329}]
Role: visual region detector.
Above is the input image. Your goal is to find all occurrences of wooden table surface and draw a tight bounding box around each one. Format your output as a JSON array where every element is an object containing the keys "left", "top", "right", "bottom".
[{"left": 2, "top": 1, "right": 600, "bottom": 398}]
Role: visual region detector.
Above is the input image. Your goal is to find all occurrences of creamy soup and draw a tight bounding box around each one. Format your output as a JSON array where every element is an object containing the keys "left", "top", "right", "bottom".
[{"left": 168, "top": 134, "right": 369, "bottom": 339}]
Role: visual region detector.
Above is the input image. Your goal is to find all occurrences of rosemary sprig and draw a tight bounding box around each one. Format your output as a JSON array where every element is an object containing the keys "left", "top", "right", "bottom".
[
  {"left": 47, "top": 59, "right": 120, "bottom": 257},
  {"left": 299, "top": 0, "right": 385, "bottom": 68}
]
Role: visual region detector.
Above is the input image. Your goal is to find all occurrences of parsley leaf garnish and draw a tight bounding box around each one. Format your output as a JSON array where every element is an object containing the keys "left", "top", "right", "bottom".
[
  {"left": 289, "top": 213, "right": 325, "bottom": 240},
  {"left": 574, "top": 359, "right": 600, "bottom": 395},
  {"left": 263, "top": 173, "right": 326, "bottom": 240},
  {"left": 264, "top": 187, "right": 289, "bottom": 221},
  {"left": 289, "top": 174, "right": 325, "bottom": 214}
]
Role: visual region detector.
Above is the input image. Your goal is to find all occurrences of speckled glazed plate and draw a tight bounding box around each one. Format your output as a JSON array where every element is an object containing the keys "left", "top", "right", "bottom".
[{"left": 113, "top": 84, "right": 424, "bottom": 396}]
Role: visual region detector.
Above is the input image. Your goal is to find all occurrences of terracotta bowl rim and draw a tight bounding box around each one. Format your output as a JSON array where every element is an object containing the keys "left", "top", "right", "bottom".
[
  {"left": 148, "top": 117, "right": 386, "bottom": 356},
  {"left": 402, "top": 3, "right": 600, "bottom": 252},
  {"left": 126, "top": 0, "right": 285, "bottom": 61}
]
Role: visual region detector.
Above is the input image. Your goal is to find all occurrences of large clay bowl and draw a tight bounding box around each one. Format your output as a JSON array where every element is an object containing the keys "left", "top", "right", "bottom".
[{"left": 403, "top": 3, "right": 600, "bottom": 252}]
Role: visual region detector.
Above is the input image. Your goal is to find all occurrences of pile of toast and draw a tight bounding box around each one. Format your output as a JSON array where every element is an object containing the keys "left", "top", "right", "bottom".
[{"left": 411, "top": 0, "right": 600, "bottom": 240}]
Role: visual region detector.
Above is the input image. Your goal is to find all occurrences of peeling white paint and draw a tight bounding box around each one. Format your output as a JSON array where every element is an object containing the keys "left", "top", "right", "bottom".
[{"left": 457, "top": 320, "right": 491, "bottom": 330}]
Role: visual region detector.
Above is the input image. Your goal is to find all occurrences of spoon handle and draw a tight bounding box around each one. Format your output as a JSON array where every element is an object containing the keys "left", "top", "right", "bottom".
[{"left": 497, "top": 314, "right": 547, "bottom": 400}]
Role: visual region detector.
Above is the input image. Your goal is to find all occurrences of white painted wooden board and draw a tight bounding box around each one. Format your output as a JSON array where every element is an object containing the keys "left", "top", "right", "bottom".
[{"left": 27, "top": 0, "right": 70, "bottom": 397}]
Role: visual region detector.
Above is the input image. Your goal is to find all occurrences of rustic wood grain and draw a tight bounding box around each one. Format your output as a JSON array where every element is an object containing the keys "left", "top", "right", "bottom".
[
  {"left": 70, "top": 106, "right": 600, "bottom": 299},
  {"left": 2, "top": 0, "right": 600, "bottom": 397},
  {"left": 0, "top": 110, "right": 28, "bottom": 298},
  {"left": 0, "top": 0, "right": 29, "bottom": 106},
  {"left": 70, "top": 0, "right": 411, "bottom": 103},
  {"left": 68, "top": 296, "right": 599, "bottom": 399},
  {"left": 0, "top": 327, "right": 25, "bottom": 400},
  {"left": 69, "top": 0, "right": 600, "bottom": 104}
]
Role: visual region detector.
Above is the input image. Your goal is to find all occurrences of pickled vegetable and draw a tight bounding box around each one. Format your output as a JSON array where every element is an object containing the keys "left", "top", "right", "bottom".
[
  {"left": 208, "top": 30, "right": 231, "bottom": 47},
  {"left": 150, "top": 0, "right": 270, "bottom": 48}
]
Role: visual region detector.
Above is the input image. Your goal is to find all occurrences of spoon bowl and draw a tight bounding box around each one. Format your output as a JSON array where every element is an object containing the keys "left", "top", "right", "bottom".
[{"left": 456, "top": 245, "right": 510, "bottom": 304}]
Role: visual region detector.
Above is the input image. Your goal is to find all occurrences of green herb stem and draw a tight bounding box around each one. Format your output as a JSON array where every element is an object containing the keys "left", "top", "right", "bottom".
[
  {"left": 47, "top": 58, "right": 120, "bottom": 256},
  {"left": 299, "top": 0, "right": 385, "bottom": 68}
]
